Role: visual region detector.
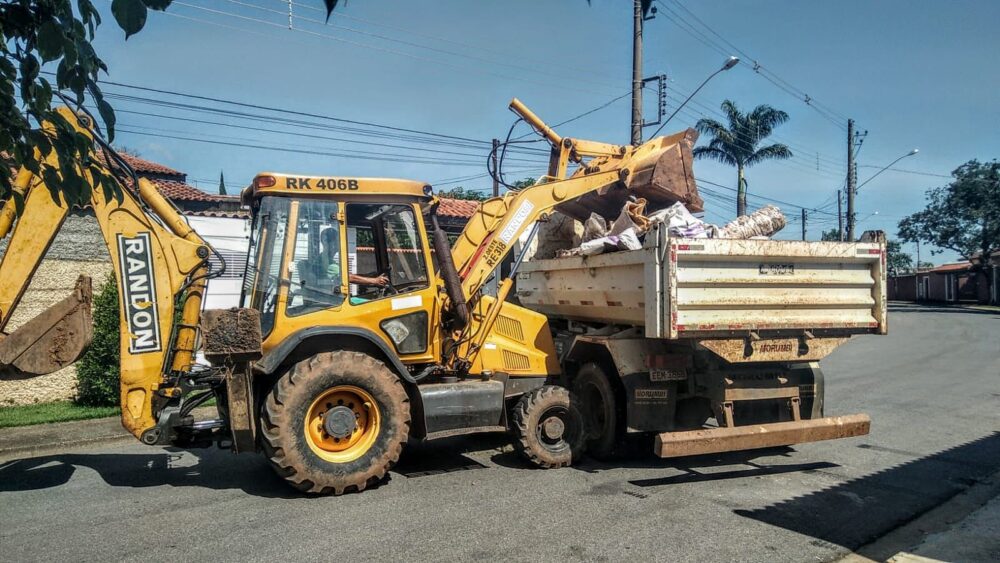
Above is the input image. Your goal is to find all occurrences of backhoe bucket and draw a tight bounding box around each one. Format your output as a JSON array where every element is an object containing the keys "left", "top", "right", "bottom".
[{"left": 0, "top": 275, "right": 93, "bottom": 380}]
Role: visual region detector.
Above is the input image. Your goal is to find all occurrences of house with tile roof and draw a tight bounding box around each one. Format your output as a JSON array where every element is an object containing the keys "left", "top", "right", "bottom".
[
  {"left": 888, "top": 253, "right": 999, "bottom": 305},
  {"left": 0, "top": 153, "right": 248, "bottom": 405}
]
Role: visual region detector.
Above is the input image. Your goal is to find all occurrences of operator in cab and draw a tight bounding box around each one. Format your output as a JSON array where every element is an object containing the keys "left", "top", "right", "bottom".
[{"left": 320, "top": 227, "right": 388, "bottom": 288}]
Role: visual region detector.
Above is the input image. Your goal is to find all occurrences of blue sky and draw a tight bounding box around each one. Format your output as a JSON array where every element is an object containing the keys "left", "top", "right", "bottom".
[{"left": 87, "top": 0, "right": 1000, "bottom": 263}]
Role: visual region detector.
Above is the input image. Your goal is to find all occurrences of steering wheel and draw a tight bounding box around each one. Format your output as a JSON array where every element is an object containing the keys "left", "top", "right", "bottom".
[{"left": 378, "top": 278, "right": 399, "bottom": 298}]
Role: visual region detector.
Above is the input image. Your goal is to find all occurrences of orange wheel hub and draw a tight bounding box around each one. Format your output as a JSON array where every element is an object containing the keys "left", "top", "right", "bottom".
[{"left": 304, "top": 385, "right": 380, "bottom": 463}]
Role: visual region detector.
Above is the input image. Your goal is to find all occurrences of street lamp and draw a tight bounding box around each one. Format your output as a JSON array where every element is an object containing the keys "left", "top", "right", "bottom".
[
  {"left": 648, "top": 56, "right": 739, "bottom": 139},
  {"left": 857, "top": 149, "right": 919, "bottom": 191}
]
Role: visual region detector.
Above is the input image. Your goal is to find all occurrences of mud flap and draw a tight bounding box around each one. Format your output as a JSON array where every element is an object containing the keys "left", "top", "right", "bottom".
[{"left": 0, "top": 275, "right": 93, "bottom": 380}]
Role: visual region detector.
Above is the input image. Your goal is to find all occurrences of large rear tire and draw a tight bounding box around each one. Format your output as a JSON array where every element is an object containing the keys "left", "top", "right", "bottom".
[
  {"left": 260, "top": 351, "right": 410, "bottom": 495},
  {"left": 573, "top": 362, "right": 626, "bottom": 459}
]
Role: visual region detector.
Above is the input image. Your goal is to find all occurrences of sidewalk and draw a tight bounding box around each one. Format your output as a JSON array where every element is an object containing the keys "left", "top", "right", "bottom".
[
  {"left": 841, "top": 468, "right": 1000, "bottom": 563},
  {"left": 0, "top": 414, "right": 132, "bottom": 459},
  {"left": 896, "top": 494, "right": 1000, "bottom": 562}
]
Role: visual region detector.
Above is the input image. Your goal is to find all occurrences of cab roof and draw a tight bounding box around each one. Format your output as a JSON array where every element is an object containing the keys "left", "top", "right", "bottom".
[{"left": 244, "top": 173, "right": 432, "bottom": 203}]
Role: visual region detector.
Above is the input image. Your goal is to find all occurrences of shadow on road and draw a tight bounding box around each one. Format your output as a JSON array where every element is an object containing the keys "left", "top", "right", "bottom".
[
  {"left": 490, "top": 442, "right": 840, "bottom": 488},
  {"left": 0, "top": 447, "right": 297, "bottom": 498},
  {"left": 392, "top": 434, "right": 499, "bottom": 478},
  {"left": 888, "top": 303, "right": 999, "bottom": 317},
  {"left": 734, "top": 432, "right": 1000, "bottom": 557},
  {"left": 0, "top": 433, "right": 508, "bottom": 496}
]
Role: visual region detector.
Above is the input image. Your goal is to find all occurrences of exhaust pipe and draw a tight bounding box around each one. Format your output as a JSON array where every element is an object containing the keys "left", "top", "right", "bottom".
[{"left": 0, "top": 275, "right": 93, "bottom": 380}]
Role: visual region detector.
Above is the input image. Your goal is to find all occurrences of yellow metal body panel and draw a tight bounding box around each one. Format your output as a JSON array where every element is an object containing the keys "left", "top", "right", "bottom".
[{"left": 468, "top": 297, "right": 560, "bottom": 377}]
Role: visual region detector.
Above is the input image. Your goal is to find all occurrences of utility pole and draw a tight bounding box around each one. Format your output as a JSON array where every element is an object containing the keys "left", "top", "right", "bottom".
[
  {"left": 837, "top": 189, "right": 844, "bottom": 241},
  {"left": 801, "top": 209, "right": 807, "bottom": 241},
  {"left": 631, "top": 0, "right": 644, "bottom": 146},
  {"left": 491, "top": 138, "right": 500, "bottom": 197},
  {"left": 846, "top": 119, "right": 856, "bottom": 241}
]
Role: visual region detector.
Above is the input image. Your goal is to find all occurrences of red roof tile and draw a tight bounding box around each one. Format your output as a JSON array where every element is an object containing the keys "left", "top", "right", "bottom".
[
  {"left": 184, "top": 209, "right": 249, "bottom": 219},
  {"left": 112, "top": 153, "right": 184, "bottom": 177},
  {"left": 150, "top": 178, "right": 233, "bottom": 202},
  {"left": 438, "top": 197, "right": 479, "bottom": 219},
  {"left": 928, "top": 262, "right": 972, "bottom": 273}
]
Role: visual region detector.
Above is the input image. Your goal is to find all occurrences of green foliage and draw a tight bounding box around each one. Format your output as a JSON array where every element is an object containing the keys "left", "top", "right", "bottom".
[
  {"left": 886, "top": 240, "right": 913, "bottom": 276},
  {"left": 692, "top": 100, "right": 793, "bottom": 216},
  {"left": 511, "top": 177, "right": 537, "bottom": 190},
  {"left": 1, "top": 0, "right": 342, "bottom": 207},
  {"left": 0, "top": 401, "right": 117, "bottom": 428},
  {"left": 75, "top": 275, "right": 121, "bottom": 407},
  {"left": 898, "top": 160, "right": 1000, "bottom": 265},
  {"left": 437, "top": 186, "right": 489, "bottom": 201},
  {"left": 0, "top": 0, "right": 149, "bottom": 207},
  {"left": 219, "top": 170, "right": 227, "bottom": 195},
  {"left": 820, "top": 228, "right": 841, "bottom": 242}
]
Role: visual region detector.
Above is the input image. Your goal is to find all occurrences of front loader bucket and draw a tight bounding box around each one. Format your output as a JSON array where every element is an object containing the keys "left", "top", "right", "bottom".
[
  {"left": 0, "top": 275, "right": 93, "bottom": 380},
  {"left": 555, "top": 128, "right": 703, "bottom": 221}
]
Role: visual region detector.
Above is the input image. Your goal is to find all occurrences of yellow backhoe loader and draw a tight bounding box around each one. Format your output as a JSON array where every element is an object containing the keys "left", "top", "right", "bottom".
[{"left": 0, "top": 100, "right": 879, "bottom": 495}]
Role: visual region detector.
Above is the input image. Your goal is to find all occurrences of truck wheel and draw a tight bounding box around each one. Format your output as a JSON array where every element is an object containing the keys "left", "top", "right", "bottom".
[
  {"left": 573, "top": 363, "right": 626, "bottom": 459},
  {"left": 511, "top": 386, "right": 586, "bottom": 468},
  {"left": 260, "top": 351, "right": 410, "bottom": 495}
]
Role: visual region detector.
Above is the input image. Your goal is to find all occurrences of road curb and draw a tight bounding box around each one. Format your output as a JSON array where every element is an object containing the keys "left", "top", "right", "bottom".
[
  {"left": 0, "top": 406, "right": 217, "bottom": 459},
  {"left": 836, "top": 468, "right": 1000, "bottom": 563}
]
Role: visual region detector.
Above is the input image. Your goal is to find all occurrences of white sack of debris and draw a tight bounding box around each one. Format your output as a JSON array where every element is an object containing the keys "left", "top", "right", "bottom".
[
  {"left": 647, "top": 201, "right": 712, "bottom": 238},
  {"left": 718, "top": 204, "right": 786, "bottom": 239}
]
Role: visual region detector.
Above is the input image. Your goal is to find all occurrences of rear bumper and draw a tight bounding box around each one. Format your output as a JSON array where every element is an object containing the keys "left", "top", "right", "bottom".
[{"left": 654, "top": 413, "right": 871, "bottom": 458}]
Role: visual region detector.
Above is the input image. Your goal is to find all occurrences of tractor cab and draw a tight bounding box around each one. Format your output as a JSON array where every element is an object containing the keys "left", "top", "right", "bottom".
[{"left": 239, "top": 174, "right": 442, "bottom": 367}]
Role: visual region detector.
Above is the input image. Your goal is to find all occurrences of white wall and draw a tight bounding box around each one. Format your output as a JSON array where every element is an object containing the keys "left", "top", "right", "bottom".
[{"left": 185, "top": 215, "right": 251, "bottom": 310}]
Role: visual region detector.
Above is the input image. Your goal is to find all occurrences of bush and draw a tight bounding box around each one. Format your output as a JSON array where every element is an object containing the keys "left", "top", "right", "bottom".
[{"left": 75, "top": 275, "right": 121, "bottom": 407}]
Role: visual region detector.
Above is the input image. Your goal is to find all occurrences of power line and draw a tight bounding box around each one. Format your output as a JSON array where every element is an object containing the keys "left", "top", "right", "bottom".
[
  {"left": 168, "top": 0, "right": 848, "bottom": 171},
  {"left": 275, "top": 0, "right": 617, "bottom": 80},
  {"left": 697, "top": 177, "right": 840, "bottom": 216},
  {"left": 221, "top": 0, "right": 627, "bottom": 95},
  {"left": 106, "top": 107, "right": 547, "bottom": 164},
  {"left": 172, "top": 0, "right": 621, "bottom": 98},
  {"left": 655, "top": 0, "right": 848, "bottom": 131},
  {"left": 116, "top": 128, "right": 493, "bottom": 167}
]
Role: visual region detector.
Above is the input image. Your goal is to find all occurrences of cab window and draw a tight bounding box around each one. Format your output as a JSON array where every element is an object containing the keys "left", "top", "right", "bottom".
[
  {"left": 286, "top": 199, "right": 344, "bottom": 317},
  {"left": 242, "top": 196, "right": 290, "bottom": 337},
  {"left": 345, "top": 204, "right": 428, "bottom": 303}
]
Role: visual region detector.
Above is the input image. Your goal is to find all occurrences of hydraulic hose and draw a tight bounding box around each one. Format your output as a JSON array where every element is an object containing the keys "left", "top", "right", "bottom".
[{"left": 429, "top": 205, "right": 469, "bottom": 331}]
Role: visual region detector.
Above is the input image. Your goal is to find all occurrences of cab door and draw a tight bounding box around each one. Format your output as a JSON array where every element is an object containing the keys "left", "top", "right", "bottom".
[{"left": 341, "top": 202, "right": 440, "bottom": 365}]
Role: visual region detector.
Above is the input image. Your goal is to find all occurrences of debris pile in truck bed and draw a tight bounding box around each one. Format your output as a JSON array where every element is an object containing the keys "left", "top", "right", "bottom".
[{"left": 546, "top": 201, "right": 787, "bottom": 259}]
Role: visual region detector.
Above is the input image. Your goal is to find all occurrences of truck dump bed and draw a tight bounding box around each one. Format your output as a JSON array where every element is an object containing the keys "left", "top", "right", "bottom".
[{"left": 517, "top": 225, "right": 887, "bottom": 340}]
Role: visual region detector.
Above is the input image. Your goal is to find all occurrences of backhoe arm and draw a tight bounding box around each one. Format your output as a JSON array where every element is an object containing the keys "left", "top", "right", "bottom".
[
  {"left": 0, "top": 108, "right": 212, "bottom": 441},
  {"left": 439, "top": 99, "right": 697, "bottom": 372},
  {"left": 449, "top": 98, "right": 696, "bottom": 300}
]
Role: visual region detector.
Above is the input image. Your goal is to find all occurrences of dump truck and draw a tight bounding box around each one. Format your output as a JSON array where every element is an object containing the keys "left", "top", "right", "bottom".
[
  {"left": 0, "top": 100, "right": 882, "bottom": 495},
  {"left": 517, "top": 232, "right": 883, "bottom": 457}
]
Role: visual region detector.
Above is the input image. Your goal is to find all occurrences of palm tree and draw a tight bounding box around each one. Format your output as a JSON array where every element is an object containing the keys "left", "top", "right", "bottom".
[{"left": 693, "top": 100, "right": 793, "bottom": 216}]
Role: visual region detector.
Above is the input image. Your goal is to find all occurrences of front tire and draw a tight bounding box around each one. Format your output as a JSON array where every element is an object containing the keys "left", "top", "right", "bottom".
[
  {"left": 260, "top": 351, "right": 410, "bottom": 495},
  {"left": 511, "top": 385, "right": 586, "bottom": 468}
]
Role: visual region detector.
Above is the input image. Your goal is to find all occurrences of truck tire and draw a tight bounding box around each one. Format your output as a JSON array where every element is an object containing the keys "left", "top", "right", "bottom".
[
  {"left": 573, "top": 362, "right": 626, "bottom": 459},
  {"left": 260, "top": 351, "right": 410, "bottom": 495},
  {"left": 511, "top": 385, "right": 586, "bottom": 468}
]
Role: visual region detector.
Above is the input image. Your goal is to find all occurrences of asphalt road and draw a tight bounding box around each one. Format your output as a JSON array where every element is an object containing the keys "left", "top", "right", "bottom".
[{"left": 2, "top": 304, "right": 998, "bottom": 562}]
